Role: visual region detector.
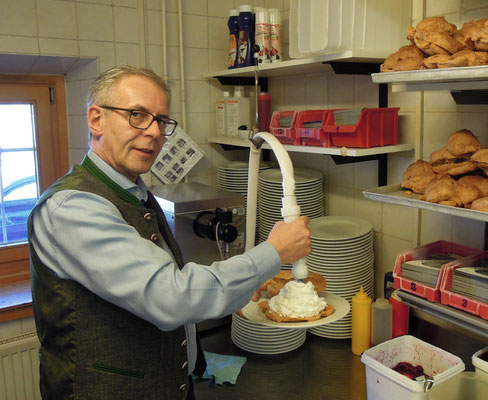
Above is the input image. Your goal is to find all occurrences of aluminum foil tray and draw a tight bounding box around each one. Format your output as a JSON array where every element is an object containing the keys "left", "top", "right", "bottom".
[{"left": 362, "top": 184, "right": 488, "bottom": 222}]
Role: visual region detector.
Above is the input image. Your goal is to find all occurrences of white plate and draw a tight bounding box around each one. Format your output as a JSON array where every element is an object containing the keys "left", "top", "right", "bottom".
[
  {"left": 241, "top": 292, "right": 350, "bottom": 329},
  {"left": 259, "top": 168, "right": 323, "bottom": 184},
  {"left": 309, "top": 216, "right": 372, "bottom": 241}
]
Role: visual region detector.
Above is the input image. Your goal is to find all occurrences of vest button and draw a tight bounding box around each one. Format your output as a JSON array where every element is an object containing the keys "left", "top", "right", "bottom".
[
  {"left": 144, "top": 213, "right": 152, "bottom": 222},
  {"left": 181, "top": 361, "right": 188, "bottom": 370},
  {"left": 181, "top": 339, "right": 187, "bottom": 347},
  {"left": 150, "top": 233, "right": 158, "bottom": 243},
  {"left": 178, "top": 383, "right": 187, "bottom": 392}
]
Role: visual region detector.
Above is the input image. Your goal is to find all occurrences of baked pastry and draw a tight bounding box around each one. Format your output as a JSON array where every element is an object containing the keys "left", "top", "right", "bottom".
[
  {"left": 423, "top": 174, "right": 462, "bottom": 206},
  {"left": 380, "top": 45, "right": 425, "bottom": 72},
  {"left": 430, "top": 146, "right": 456, "bottom": 173},
  {"left": 453, "top": 19, "right": 488, "bottom": 50},
  {"left": 447, "top": 129, "right": 482, "bottom": 157},
  {"left": 466, "top": 18, "right": 488, "bottom": 51},
  {"left": 401, "top": 160, "right": 436, "bottom": 194},
  {"left": 471, "top": 149, "right": 488, "bottom": 175},
  {"left": 472, "top": 197, "right": 488, "bottom": 212},
  {"left": 423, "top": 49, "right": 488, "bottom": 68},
  {"left": 258, "top": 270, "right": 327, "bottom": 298},
  {"left": 457, "top": 175, "right": 488, "bottom": 197},
  {"left": 408, "top": 17, "right": 461, "bottom": 55},
  {"left": 258, "top": 300, "right": 334, "bottom": 322},
  {"left": 455, "top": 179, "right": 483, "bottom": 208}
]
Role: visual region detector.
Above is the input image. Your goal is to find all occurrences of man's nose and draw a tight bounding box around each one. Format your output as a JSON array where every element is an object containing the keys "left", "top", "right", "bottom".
[{"left": 144, "top": 118, "right": 161, "bottom": 137}]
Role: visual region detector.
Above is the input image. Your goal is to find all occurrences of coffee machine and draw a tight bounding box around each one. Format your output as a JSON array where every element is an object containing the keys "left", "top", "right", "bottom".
[{"left": 151, "top": 182, "right": 246, "bottom": 329}]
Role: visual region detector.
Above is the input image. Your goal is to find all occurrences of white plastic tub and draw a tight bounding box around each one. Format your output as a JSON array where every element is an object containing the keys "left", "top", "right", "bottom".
[
  {"left": 428, "top": 372, "right": 488, "bottom": 400},
  {"left": 472, "top": 346, "right": 488, "bottom": 379},
  {"left": 289, "top": 0, "right": 412, "bottom": 59},
  {"left": 361, "top": 335, "right": 465, "bottom": 400}
]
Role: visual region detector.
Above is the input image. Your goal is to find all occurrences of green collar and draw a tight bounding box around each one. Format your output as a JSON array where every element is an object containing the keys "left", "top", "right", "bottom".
[{"left": 81, "top": 156, "right": 141, "bottom": 207}]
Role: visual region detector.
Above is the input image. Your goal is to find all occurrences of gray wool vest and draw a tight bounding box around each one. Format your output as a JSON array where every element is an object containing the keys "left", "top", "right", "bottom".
[{"left": 28, "top": 159, "right": 195, "bottom": 400}]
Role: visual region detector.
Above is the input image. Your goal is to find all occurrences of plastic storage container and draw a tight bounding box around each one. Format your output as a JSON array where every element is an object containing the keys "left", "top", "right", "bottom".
[
  {"left": 472, "top": 346, "right": 488, "bottom": 379},
  {"left": 361, "top": 335, "right": 465, "bottom": 400},
  {"left": 289, "top": 0, "right": 412, "bottom": 59},
  {"left": 440, "top": 252, "right": 488, "bottom": 320},
  {"left": 427, "top": 372, "right": 488, "bottom": 400},
  {"left": 323, "top": 108, "right": 399, "bottom": 148},
  {"left": 393, "top": 240, "right": 483, "bottom": 303},
  {"left": 269, "top": 110, "right": 299, "bottom": 145},
  {"left": 294, "top": 109, "right": 334, "bottom": 147}
]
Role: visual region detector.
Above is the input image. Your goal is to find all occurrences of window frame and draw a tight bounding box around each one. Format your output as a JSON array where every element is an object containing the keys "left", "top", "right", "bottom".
[{"left": 0, "top": 75, "right": 69, "bottom": 321}]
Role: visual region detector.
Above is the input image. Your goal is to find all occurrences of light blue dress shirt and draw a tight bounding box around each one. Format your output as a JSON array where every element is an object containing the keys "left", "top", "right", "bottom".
[{"left": 30, "top": 150, "right": 281, "bottom": 372}]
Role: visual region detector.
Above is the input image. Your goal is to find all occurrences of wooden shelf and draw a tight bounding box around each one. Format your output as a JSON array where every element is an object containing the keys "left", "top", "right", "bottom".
[{"left": 208, "top": 136, "right": 413, "bottom": 157}]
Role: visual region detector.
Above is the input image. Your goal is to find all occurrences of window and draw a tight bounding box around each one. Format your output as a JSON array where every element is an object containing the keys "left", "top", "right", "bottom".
[{"left": 0, "top": 75, "right": 68, "bottom": 282}]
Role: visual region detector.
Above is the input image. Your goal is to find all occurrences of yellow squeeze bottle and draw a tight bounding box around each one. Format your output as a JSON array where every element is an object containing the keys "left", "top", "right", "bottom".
[{"left": 351, "top": 286, "right": 372, "bottom": 355}]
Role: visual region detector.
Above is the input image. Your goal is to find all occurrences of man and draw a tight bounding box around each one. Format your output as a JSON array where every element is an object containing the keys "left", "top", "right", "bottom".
[{"left": 28, "top": 66, "right": 311, "bottom": 399}]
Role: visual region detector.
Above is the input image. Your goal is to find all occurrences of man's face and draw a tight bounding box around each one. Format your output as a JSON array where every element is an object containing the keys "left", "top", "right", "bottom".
[{"left": 89, "top": 75, "right": 168, "bottom": 182}]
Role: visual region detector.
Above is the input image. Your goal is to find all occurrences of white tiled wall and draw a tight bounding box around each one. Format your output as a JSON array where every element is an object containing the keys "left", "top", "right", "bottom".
[{"left": 0, "top": 0, "right": 487, "bottom": 339}]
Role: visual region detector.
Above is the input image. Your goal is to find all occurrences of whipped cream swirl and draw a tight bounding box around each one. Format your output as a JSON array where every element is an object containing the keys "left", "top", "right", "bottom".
[{"left": 268, "top": 280, "right": 327, "bottom": 318}]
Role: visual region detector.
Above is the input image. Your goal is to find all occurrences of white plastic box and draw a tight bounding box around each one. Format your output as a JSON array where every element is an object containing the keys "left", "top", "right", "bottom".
[
  {"left": 472, "top": 346, "right": 488, "bottom": 379},
  {"left": 427, "top": 372, "right": 488, "bottom": 400},
  {"left": 289, "top": 0, "right": 412, "bottom": 59},
  {"left": 361, "top": 335, "right": 465, "bottom": 400}
]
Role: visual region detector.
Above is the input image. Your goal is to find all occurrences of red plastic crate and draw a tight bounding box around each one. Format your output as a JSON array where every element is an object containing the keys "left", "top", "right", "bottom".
[
  {"left": 440, "top": 252, "right": 488, "bottom": 320},
  {"left": 323, "top": 107, "right": 399, "bottom": 148},
  {"left": 393, "top": 240, "right": 483, "bottom": 303},
  {"left": 295, "top": 109, "right": 336, "bottom": 147},
  {"left": 269, "top": 111, "right": 300, "bottom": 145}
]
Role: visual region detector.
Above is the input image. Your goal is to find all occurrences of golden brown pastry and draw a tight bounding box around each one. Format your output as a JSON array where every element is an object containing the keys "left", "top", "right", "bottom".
[
  {"left": 471, "top": 197, "right": 488, "bottom": 212},
  {"left": 259, "top": 270, "right": 327, "bottom": 298},
  {"left": 408, "top": 17, "right": 461, "bottom": 55},
  {"left": 453, "top": 19, "right": 488, "bottom": 49},
  {"left": 380, "top": 45, "right": 425, "bottom": 72},
  {"left": 423, "top": 174, "right": 462, "bottom": 206},
  {"left": 422, "top": 54, "right": 453, "bottom": 69},
  {"left": 258, "top": 300, "right": 335, "bottom": 322},
  {"left": 467, "top": 18, "right": 488, "bottom": 51},
  {"left": 429, "top": 146, "right": 476, "bottom": 176},
  {"left": 471, "top": 149, "right": 488, "bottom": 175},
  {"left": 424, "top": 49, "right": 488, "bottom": 68},
  {"left": 401, "top": 160, "right": 436, "bottom": 194},
  {"left": 447, "top": 129, "right": 482, "bottom": 157},
  {"left": 458, "top": 175, "right": 488, "bottom": 197},
  {"left": 455, "top": 180, "right": 483, "bottom": 208}
]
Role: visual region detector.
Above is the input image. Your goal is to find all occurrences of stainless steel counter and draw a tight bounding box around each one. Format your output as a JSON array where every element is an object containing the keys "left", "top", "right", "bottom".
[{"left": 194, "top": 324, "right": 367, "bottom": 400}]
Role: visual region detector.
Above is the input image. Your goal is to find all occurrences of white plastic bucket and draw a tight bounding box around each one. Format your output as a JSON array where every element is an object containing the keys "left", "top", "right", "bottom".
[
  {"left": 289, "top": 0, "right": 412, "bottom": 59},
  {"left": 361, "top": 335, "right": 465, "bottom": 400}
]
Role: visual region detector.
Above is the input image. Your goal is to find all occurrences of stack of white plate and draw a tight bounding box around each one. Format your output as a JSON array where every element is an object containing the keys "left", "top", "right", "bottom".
[
  {"left": 217, "top": 161, "right": 274, "bottom": 244},
  {"left": 306, "top": 216, "right": 374, "bottom": 339},
  {"left": 258, "top": 168, "right": 324, "bottom": 268},
  {"left": 231, "top": 312, "right": 307, "bottom": 354}
]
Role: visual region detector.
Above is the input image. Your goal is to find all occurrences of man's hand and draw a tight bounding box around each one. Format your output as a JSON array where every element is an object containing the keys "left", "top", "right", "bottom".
[{"left": 266, "top": 216, "right": 311, "bottom": 264}]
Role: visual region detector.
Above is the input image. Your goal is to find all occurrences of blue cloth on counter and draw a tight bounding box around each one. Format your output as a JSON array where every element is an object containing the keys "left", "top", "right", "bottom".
[{"left": 196, "top": 351, "right": 247, "bottom": 385}]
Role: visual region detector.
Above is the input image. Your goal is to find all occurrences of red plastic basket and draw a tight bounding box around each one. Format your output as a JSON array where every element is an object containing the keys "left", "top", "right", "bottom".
[
  {"left": 323, "top": 107, "right": 399, "bottom": 148},
  {"left": 440, "top": 252, "right": 488, "bottom": 320},
  {"left": 269, "top": 111, "right": 299, "bottom": 145},
  {"left": 295, "top": 109, "right": 338, "bottom": 147},
  {"left": 393, "top": 240, "right": 483, "bottom": 303}
]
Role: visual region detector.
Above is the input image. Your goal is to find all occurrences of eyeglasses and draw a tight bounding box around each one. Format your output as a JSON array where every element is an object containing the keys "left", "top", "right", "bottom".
[{"left": 99, "top": 105, "right": 178, "bottom": 136}]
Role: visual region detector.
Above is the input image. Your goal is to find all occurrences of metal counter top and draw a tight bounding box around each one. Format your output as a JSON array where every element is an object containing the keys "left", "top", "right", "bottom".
[{"left": 194, "top": 324, "right": 367, "bottom": 400}]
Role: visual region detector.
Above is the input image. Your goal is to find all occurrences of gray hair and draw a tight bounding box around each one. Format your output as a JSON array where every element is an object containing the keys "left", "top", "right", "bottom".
[{"left": 86, "top": 65, "right": 171, "bottom": 141}]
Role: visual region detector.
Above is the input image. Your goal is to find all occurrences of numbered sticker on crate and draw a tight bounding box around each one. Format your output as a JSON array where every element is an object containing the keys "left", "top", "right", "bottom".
[{"left": 151, "top": 126, "right": 203, "bottom": 184}]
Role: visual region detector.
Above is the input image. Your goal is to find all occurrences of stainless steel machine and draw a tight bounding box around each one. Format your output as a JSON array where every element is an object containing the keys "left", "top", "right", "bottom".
[{"left": 151, "top": 182, "right": 246, "bottom": 329}]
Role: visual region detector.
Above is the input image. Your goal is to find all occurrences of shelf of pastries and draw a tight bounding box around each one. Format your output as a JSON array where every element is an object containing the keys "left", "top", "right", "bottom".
[
  {"left": 363, "top": 129, "right": 488, "bottom": 222},
  {"left": 371, "top": 16, "right": 488, "bottom": 92}
]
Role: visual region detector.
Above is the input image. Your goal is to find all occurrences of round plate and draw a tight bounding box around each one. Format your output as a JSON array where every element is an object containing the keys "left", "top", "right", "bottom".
[
  {"left": 241, "top": 292, "right": 350, "bottom": 329},
  {"left": 309, "top": 216, "right": 372, "bottom": 241}
]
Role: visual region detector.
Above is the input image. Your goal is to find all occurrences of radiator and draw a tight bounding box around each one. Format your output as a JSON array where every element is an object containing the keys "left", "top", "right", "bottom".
[{"left": 0, "top": 332, "right": 41, "bottom": 400}]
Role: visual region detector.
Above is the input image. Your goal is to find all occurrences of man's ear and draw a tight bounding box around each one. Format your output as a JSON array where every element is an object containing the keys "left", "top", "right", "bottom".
[{"left": 88, "top": 105, "right": 104, "bottom": 138}]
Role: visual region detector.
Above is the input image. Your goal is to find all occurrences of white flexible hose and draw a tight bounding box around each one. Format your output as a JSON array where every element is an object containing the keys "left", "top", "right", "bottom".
[{"left": 245, "top": 132, "right": 308, "bottom": 280}]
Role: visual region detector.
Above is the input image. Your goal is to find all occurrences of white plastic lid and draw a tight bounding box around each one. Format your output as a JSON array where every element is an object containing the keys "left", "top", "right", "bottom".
[
  {"left": 234, "top": 86, "right": 244, "bottom": 97},
  {"left": 239, "top": 5, "right": 253, "bottom": 13},
  {"left": 268, "top": 9, "right": 281, "bottom": 24},
  {"left": 255, "top": 7, "right": 269, "bottom": 23},
  {"left": 229, "top": 9, "right": 239, "bottom": 17}
]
